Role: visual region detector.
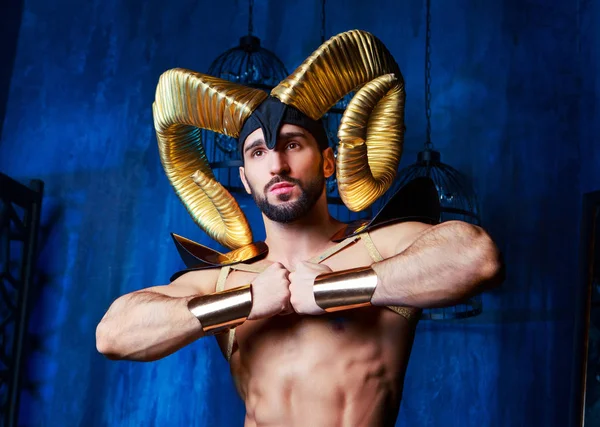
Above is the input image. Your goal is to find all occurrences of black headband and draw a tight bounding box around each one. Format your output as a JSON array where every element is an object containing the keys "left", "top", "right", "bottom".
[{"left": 238, "top": 96, "right": 329, "bottom": 157}]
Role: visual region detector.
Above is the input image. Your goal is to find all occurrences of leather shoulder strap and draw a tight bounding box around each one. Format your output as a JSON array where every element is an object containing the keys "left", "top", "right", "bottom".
[
  {"left": 359, "top": 232, "right": 384, "bottom": 262},
  {"left": 222, "top": 263, "right": 267, "bottom": 362},
  {"left": 309, "top": 235, "right": 361, "bottom": 264}
]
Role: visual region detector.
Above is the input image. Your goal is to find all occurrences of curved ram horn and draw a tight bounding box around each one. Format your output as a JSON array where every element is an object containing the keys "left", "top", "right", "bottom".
[
  {"left": 271, "top": 30, "right": 405, "bottom": 211},
  {"left": 153, "top": 68, "right": 267, "bottom": 248},
  {"left": 336, "top": 74, "right": 405, "bottom": 211}
]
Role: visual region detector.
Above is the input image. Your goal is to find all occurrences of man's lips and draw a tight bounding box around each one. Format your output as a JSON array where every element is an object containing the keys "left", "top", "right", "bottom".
[{"left": 269, "top": 182, "right": 295, "bottom": 195}]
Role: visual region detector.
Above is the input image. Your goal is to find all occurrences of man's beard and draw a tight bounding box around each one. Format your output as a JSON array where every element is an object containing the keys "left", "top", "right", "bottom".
[{"left": 249, "top": 173, "right": 325, "bottom": 223}]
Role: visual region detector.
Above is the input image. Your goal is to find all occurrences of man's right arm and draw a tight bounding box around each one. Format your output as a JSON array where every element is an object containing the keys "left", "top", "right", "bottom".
[
  {"left": 95, "top": 269, "right": 220, "bottom": 362},
  {"left": 95, "top": 262, "right": 291, "bottom": 362}
]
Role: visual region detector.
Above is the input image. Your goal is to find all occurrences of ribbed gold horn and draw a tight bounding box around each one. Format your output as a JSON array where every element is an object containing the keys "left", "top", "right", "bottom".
[
  {"left": 153, "top": 68, "right": 268, "bottom": 249},
  {"left": 336, "top": 74, "right": 405, "bottom": 211},
  {"left": 271, "top": 30, "right": 405, "bottom": 211}
]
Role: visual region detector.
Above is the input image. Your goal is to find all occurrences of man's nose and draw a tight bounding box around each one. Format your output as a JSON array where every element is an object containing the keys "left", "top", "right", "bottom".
[{"left": 269, "top": 151, "right": 290, "bottom": 175}]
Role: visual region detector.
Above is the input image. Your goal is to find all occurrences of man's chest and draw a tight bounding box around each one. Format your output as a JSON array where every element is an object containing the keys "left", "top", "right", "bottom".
[
  {"left": 212, "top": 237, "right": 414, "bottom": 360},
  {"left": 220, "top": 240, "right": 377, "bottom": 291}
]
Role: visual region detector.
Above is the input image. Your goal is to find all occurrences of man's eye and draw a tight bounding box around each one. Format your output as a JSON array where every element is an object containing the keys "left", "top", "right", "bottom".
[
  {"left": 252, "top": 150, "right": 264, "bottom": 158},
  {"left": 287, "top": 142, "right": 299, "bottom": 150}
]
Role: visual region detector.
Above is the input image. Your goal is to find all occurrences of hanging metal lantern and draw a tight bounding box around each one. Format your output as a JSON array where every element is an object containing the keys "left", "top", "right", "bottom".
[
  {"left": 394, "top": 149, "right": 483, "bottom": 320},
  {"left": 392, "top": 0, "right": 483, "bottom": 320},
  {"left": 203, "top": 0, "right": 289, "bottom": 194}
]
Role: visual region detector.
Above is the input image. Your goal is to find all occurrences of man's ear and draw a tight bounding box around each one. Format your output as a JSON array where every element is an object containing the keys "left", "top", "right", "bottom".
[
  {"left": 239, "top": 167, "right": 252, "bottom": 195},
  {"left": 322, "top": 147, "right": 335, "bottom": 179}
]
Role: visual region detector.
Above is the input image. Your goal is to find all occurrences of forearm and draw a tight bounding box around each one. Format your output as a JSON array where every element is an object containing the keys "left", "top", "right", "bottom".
[
  {"left": 96, "top": 291, "right": 202, "bottom": 362},
  {"left": 370, "top": 221, "right": 503, "bottom": 308}
]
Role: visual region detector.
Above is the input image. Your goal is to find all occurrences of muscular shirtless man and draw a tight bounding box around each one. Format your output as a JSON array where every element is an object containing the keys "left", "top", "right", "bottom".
[{"left": 96, "top": 30, "right": 503, "bottom": 426}]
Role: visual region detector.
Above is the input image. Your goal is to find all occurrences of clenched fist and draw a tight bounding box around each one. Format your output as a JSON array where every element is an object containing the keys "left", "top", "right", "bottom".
[
  {"left": 248, "top": 262, "right": 292, "bottom": 320},
  {"left": 289, "top": 261, "right": 333, "bottom": 315}
]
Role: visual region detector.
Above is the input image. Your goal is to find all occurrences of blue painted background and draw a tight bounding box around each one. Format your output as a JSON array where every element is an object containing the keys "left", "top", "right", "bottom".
[{"left": 0, "top": 0, "right": 598, "bottom": 425}]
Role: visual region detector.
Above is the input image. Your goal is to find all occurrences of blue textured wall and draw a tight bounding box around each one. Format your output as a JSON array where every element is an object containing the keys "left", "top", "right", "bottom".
[
  {"left": 580, "top": 0, "right": 600, "bottom": 196},
  {"left": 0, "top": 0, "right": 597, "bottom": 426}
]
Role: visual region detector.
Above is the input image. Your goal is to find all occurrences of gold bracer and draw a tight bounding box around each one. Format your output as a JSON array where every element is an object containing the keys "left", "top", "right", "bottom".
[
  {"left": 188, "top": 285, "right": 253, "bottom": 335},
  {"left": 313, "top": 266, "right": 378, "bottom": 312}
]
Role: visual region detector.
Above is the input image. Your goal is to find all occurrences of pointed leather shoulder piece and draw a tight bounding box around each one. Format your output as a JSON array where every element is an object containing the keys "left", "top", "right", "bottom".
[
  {"left": 331, "top": 177, "right": 441, "bottom": 242},
  {"left": 169, "top": 234, "right": 269, "bottom": 282},
  {"left": 171, "top": 233, "right": 268, "bottom": 269}
]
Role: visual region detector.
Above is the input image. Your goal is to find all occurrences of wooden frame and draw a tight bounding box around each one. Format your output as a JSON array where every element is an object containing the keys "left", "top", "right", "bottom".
[{"left": 571, "top": 190, "right": 600, "bottom": 426}]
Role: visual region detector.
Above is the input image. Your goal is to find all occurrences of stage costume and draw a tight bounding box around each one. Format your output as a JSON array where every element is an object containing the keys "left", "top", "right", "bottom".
[{"left": 152, "top": 30, "right": 440, "bottom": 360}]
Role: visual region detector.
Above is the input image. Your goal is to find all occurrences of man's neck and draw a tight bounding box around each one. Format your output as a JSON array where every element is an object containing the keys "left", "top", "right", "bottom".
[{"left": 263, "top": 201, "right": 344, "bottom": 270}]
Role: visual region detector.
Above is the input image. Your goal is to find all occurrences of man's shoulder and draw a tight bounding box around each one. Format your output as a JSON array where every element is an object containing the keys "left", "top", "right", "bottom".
[
  {"left": 370, "top": 220, "right": 432, "bottom": 236},
  {"left": 169, "top": 266, "right": 222, "bottom": 289},
  {"left": 367, "top": 221, "right": 432, "bottom": 258}
]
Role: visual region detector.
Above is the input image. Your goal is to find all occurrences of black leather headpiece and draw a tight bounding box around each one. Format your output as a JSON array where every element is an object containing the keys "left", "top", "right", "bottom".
[{"left": 238, "top": 97, "right": 329, "bottom": 156}]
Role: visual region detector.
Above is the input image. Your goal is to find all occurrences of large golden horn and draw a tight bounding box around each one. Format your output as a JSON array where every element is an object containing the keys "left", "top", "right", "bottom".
[
  {"left": 153, "top": 68, "right": 268, "bottom": 249},
  {"left": 271, "top": 30, "right": 405, "bottom": 211},
  {"left": 336, "top": 74, "right": 404, "bottom": 211}
]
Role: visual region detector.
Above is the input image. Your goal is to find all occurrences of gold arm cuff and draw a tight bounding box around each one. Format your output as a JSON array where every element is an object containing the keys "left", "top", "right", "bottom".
[
  {"left": 188, "top": 285, "right": 252, "bottom": 335},
  {"left": 313, "top": 266, "right": 378, "bottom": 313}
]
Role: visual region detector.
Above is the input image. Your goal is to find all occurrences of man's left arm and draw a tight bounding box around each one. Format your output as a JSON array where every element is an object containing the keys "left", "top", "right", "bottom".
[
  {"left": 289, "top": 221, "right": 504, "bottom": 315},
  {"left": 369, "top": 220, "right": 504, "bottom": 308}
]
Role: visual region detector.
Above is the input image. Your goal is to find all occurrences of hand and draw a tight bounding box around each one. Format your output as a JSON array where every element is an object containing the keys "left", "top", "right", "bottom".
[
  {"left": 248, "top": 262, "right": 292, "bottom": 320},
  {"left": 289, "top": 261, "right": 333, "bottom": 315}
]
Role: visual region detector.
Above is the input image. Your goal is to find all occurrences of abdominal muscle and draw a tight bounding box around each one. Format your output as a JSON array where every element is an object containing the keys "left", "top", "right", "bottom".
[{"left": 219, "top": 307, "right": 416, "bottom": 427}]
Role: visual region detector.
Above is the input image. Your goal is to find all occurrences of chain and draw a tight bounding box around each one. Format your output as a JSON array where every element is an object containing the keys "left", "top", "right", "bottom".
[
  {"left": 248, "top": 0, "right": 254, "bottom": 35},
  {"left": 321, "top": 0, "right": 326, "bottom": 43},
  {"left": 424, "top": 0, "right": 433, "bottom": 149}
]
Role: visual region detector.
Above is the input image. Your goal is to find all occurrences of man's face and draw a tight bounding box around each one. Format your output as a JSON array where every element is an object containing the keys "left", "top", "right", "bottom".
[{"left": 239, "top": 124, "right": 333, "bottom": 223}]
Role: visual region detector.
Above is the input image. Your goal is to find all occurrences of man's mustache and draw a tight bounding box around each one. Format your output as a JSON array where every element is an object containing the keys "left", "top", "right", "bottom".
[{"left": 264, "top": 176, "right": 302, "bottom": 193}]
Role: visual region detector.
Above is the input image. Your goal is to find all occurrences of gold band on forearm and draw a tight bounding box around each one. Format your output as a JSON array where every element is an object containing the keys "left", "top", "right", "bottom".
[
  {"left": 313, "top": 266, "right": 378, "bottom": 312},
  {"left": 188, "top": 285, "right": 252, "bottom": 335}
]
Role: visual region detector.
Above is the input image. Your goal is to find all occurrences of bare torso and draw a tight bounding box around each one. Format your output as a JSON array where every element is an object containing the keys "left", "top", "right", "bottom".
[{"left": 215, "top": 230, "right": 420, "bottom": 427}]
